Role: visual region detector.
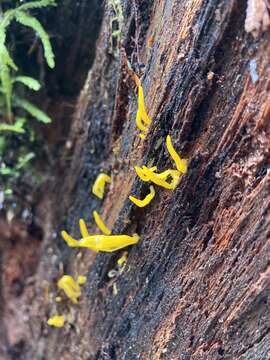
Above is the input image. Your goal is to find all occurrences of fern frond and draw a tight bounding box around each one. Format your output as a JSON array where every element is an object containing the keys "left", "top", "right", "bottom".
[
  {"left": 14, "top": 0, "right": 57, "bottom": 12},
  {"left": 0, "top": 64, "right": 12, "bottom": 120},
  {"left": 0, "top": 1, "right": 57, "bottom": 29},
  {"left": 13, "top": 76, "right": 41, "bottom": 91},
  {"left": 16, "top": 152, "right": 35, "bottom": 170},
  {"left": 14, "top": 97, "right": 52, "bottom": 123},
  {"left": 15, "top": 11, "right": 55, "bottom": 68},
  {"left": 1, "top": 46, "right": 18, "bottom": 71},
  {"left": 0, "top": 123, "right": 25, "bottom": 134}
]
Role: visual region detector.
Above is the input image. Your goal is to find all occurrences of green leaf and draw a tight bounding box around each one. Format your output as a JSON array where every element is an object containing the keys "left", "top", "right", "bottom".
[
  {"left": 0, "top": 1, "right": 57, "bottom": 30},
  {"left": 16, "top": 152, "right": 35, "bottom": 170},
  {"left": 13, "top": 76, "right": 41, "bottom": 90},
  {"left": 0, "top": 123, "right": 25, "bottom": 134},
  {"left": 0, "top": 63, "right": 12, "bottom": 119},
  {"left": 1, "top": 46, "right": 18, "bottom": 71},
  {"left": 14, "top": 0, "right": 57, "bottom": 12},
  {"left": 14, "top": 116, "right": 27, "bottom": 128},
  {"left": 0, "top": 166, "right": 14, "bottom": 176},
  {"left": 15, "top": 11, "right": 55, "bottom": 68},
  {"left": 0, "top": 117, "right": 27, "bottom": 134},
  {"left": 14, "top": 97, "right": 52, "bottom": 123},
  {"left": 4, "top": 188, "right": 13, "bottom": 195}
]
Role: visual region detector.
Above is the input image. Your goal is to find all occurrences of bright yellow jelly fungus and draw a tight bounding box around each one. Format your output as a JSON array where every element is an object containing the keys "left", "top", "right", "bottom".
[
  {"left": 138, "top": 85, "right": 151, "bottom": 125},
  {"left": 61, "top": 230, "right": 79, "bottom": 247},
  {"left": 129, "top": 185, "right": 155, "bottom": 207},
  {"left": 135, "top": 84, "right": 152, "bottom": 139},
  {"left": 79, "top": 218, "right": 90, "bottom": 238},
  {"left": 57, "top": 275, "right": 81, "bottom": 304},
  {"left": 47, "top": 315, "right": 65, "bottom": 328},
  {"left": 92, "top": 173, "right": 111, "bottom": 199},
  {"left": 77, "top": 275, "right": 87, "bottom": 285},
  {"left": 134, "top": 166, "right": 180, "bottom": 190},
  {"left": 61, "top": 231, "right": 139, "bottom": 253},
  {"left": 166, "top": 135, "right": 187, "bottom": 174},
  {"left": 93, "top": 210, "right": 111, "bottom": 235},
  {"left": 117, "top": 251, "right": 128, "bottom": 266}
]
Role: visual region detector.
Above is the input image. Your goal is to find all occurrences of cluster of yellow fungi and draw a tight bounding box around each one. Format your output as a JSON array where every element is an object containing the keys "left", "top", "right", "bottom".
[
  {"left": 47, "top": 275, "right": 87, "bottom": 327},
  {"left": 47, "top": 71, "right": 188, "bottom": 328}
]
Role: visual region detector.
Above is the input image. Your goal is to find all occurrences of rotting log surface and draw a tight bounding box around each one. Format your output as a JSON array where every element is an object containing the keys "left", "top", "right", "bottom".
[{"left": 24, "top": 0, "right": 270, "bottom": 359}]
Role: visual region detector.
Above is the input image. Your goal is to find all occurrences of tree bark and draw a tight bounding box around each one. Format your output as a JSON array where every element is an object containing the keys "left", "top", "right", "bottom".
[{"left": 2, "top": 0, "right": 270, "bottom": 359}]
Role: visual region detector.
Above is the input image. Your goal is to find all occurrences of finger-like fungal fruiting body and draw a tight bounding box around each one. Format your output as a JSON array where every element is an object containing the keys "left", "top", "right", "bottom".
[
  {"left": 138, "top": 86, "right": 151, "bottom": 125},
  {"left": 129, "top": 185, "right": 155, "bottom": 207},
  {"left": 61, "top": 230, "right": 140, "bottom": 253},
  {"left": 57, "top": 275, "right": 82, "bottom": 304},
  {"left": 78, "top": 233, "right": 140, "bottom": 252},
  {"left": 93, "top": 210, "right": 111, "bottom": 235},
  {"left": 61, "top": 230, "right": 80, "bottom": 247},
  {"left": 79, "top": 218, "right": 90, "bottom": 238},
  {"left": 47, "top": 315, "right": 65, "bottom": 328},
  {"left": 134, "top": 166, "right": 180, "bottom": 189},
  {"left": 92, "top": 173, "right": 111, "bottom": 199},
  {"left": 117, "top": 251, "right": 128, "bottom": 266},
  {"left": 77, "top": 275, "right": 87, "bottom": 285},
  {"left": 166, "top": 135, "right": 187, "bottom": 173},
  {"left": 135, "top": 83, "right": 152, "bottom": 139}
]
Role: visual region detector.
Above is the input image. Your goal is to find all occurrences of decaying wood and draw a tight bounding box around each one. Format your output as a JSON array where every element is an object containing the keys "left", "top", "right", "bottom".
[{"left": 5, "top": 0, "right": 270, "bottom": 359}]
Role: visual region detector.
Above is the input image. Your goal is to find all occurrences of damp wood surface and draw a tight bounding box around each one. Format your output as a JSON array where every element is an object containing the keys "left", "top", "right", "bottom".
[{"left": 10, "top": 0, "right": 270, "bottom": 359}]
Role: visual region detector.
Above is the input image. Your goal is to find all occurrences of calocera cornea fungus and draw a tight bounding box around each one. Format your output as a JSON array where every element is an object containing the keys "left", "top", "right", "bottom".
[
  {"left": 77, "top": 275, "right": 87, "bottom": 285},
  {"left": 133, "top": 135, "right": 188, "bottom": 191},
  {"left": 61, "top": 230, "right": 140, "bottom": 253},
  {"left": 92, "top": 173, "right": 111, "bottom": 199},
  {"left": 135, "top": 79, "right": 152, "bottom": 139},
  {"left": 134, "top": 166, "right": 180, "bottom": 190},
  {"left": 117, "top": 251, "right": 128, "bottom": 266},
  {"left": 79, "top": 218, "right": 90, "bottom": 238},
  {"left": 47, "top": 315, "right": 65, "bottom": 328},
  {"left": 129, "top": 185, "right": 155, "bottom": 207},
  {"left": 166, "top": 135, "right": 187, "bottom": 174},
  {"left": 93, "top": 210, "right": 111, "bottom": 235},
  {"left": 57, "top": 275, "right": 82, "bottom": 304}
]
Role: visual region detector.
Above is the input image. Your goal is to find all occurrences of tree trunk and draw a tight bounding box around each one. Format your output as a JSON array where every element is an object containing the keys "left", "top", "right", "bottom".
[{"left": 2, "top": 0, "right": 270, "bottom": 359}]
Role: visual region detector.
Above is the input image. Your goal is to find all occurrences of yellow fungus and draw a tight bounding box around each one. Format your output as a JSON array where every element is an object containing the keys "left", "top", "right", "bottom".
[
  {"left": 47, "top": 315, "right": 65, "bottom": 328},
  {"left": 61, "top": 231, "right": 139, "bottom": 253},
  {"left": 156, "top": 169, "right": 181, "bottom": 188},
  {"left": 135, "top": 166, "right": 178, "bottom": 189},
  {"left": 166, "top": 135, "right": 187, "bottom": 173},
  {"left": 134, "top": 166, "right": 151, "bottom": 182},
  {"left": 79, "top": 218, "right": 90, "bottom": 238},
  {"left": 55, "top": 296, "right": 62, "bottom": 302},
  {"left": 92, "top": 173, "right": 111, "bottom": 199},
  {"left": 136, "top": 109, "right": 148, "bottom": 133},
  {"left": 138, "top": 85, "right": 151, "bottom": 125},
  {"left": 61, "top": 230, "right": 80, "bottom": 247},
  {"left": 139, "top": 133, "right": 146, "bottom": 139},
  {"left": 57, "top": 275, "right": 81, "bottom": 304},
  {"left": 129, "top": 185, "right": 155, "bottom": 207},
  {"left": 117, "top": 251, "right": 128, "bottom": 266},
  {"left": 135, "top": 84, "right": 152, "bottom": 139},
  {"left": 93, "top": 210, "right": 111, "bottom": 235},
  {"left": 77, "top": 275, "right": 87, "bottom": 285},
  {"left": 62, "top": 229, "right": 139, "bottom": 253},
  {"left": 79, "top": 233, "right": 139, "bottom": 252}
]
